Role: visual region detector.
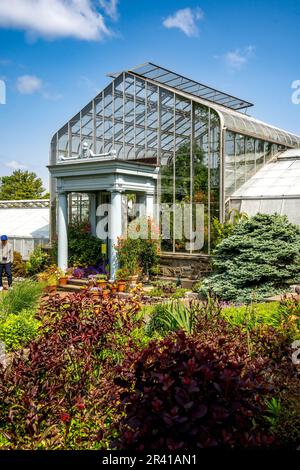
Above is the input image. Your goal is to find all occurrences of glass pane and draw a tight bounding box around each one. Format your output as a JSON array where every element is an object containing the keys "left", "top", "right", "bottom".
[
  {"left": 95, "top": 95, "right": 104, "bottom": 154},
  {"left": 193, "top": 103, "right": 209, "bottom": 253},
  {"left": 174, "top": 95, "right": 191, "bottom": 253},
  {"left": 225, "top": 131, "right": 235, "bottom": 199},
  {"left": 245, "top": 137, "right": 256, "bottom": 181},
  {"left": 160, "top": 89, "right": 174, "bottom": 252},
  {"left": 81, "top": 103, "right": 93, "bottom": 152},
  {"left": 124, "top": 74, "right": 135, "bottom": 159},
  {"left": 255, "top": 139, "right": 265, "bottom": 172},
  {"left": 210, "top": 110, "right": 221, "bottom": 250},
  {"left": 58, "top": 125, "right": 69, "bottom": 159},
  {"left": 235, "top": 134, "right": 246, "bottom": 190}
]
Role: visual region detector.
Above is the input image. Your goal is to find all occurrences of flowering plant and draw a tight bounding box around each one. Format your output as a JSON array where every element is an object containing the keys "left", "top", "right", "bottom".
[
  {"left": 37, "top": 265, "right": 65, "bottom": 285},
  {"left": 115, "top": 217, "right": 160, "bottom": 277}
]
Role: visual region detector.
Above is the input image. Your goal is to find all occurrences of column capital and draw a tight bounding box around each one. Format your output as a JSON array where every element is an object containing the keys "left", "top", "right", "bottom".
[{"left": 108, "top": 185, "right": 124, "bottom": 194}]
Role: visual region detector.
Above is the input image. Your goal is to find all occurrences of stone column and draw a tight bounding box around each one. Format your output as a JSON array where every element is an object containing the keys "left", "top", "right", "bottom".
[
  {"left": 88, "top": 193, "right": 97, "bottom": 236},
  {"left": 109, "top": 189, "right": 123, "bottom": 280},
  {"left": 146, "top": 193, "right": 154, "bottom": 219},
  {"left": 136, "top": 193, "right": 146, "bottom": 217},
  {"left": 57, "top": 192, "right": 68, "bottom": 273}
]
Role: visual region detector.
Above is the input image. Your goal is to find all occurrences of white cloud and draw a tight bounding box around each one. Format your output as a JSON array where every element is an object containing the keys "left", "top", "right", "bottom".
[
  {"left": 163, "top": 7, "right": 204, "bottom": 37},
  {"left": 99, "top": 0, "right": 119, "bottom": 21},
  {"left": 5, "top": 160, "right": 28, "bottom": 171},
  {"left": 16, "top": 75, "right": 63, "bottom": 99},
  {"left": 16, "top": 75, "right": 43, "bottom": 94},
  {"left": 224, "top": 46, "right": 255, "bottom": 69},
  {"left": 0, "top": 0, "right": 111, "bottom": 41}
]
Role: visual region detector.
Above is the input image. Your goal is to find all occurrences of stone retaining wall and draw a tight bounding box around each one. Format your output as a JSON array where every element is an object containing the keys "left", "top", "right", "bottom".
[{"left": 159, "top": 253, "right": 211, "bottom": 280}]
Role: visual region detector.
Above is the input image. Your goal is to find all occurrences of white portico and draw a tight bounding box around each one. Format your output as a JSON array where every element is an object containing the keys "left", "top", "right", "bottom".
[{"left": 48, "top": 156, "right": 157, "bottom": 279}]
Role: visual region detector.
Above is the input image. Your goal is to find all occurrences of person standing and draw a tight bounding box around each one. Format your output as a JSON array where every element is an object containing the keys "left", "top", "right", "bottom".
[{"left": 0, "top": 235, "right": 13, "bottom": 291}]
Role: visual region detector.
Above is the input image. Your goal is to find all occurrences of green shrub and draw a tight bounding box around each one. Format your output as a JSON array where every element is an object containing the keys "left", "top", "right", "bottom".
[
  {"left": 170, "top": 287, "right": 188, "bottom": 299},
  {"left": 115, "top": 237, "right": 141, "bottom": 275},
  {"left": 147, "top": 287, "right": 165, "bottom": 298},
  {"left": 0, "top": 280, "right": 44, "bottom": 318},
  {"left": 277, "top": 294, "right": 300, "bottom": 331},
  {"left": 68, "top": 222, "right": 103, "bottom": 267},
  {"left": 51, "top": 222, "right": 103, "bottom": 268},
  {"left": 199, "top": 214, "right": 300, "bottom": 303},
  {"left": 116, "top": 217, "right": 160, "bottom": 276},
  {"left": 26, "top": 246, "right": 50, "bottom": 276},
  {"left": 222, "top": 302, "right": 282, "bottom": 330},
  {"left": 145, "top": 303, "right": 171, "bottom": 336},
  {"left": 12, "top": 251, "right": 27, "bottom": 278},
  {"left": 211, "top": 209, "right": 248, "bottom": 247},
  {"left": 146, "top": 301, "right": 198, "bottom": 336},
  {"left": 0, "top": 309, "right": 40, "bottom": 351}
]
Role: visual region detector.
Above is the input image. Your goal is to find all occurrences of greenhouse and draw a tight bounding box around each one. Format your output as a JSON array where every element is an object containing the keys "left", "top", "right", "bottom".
[
  {"left": 49, "top": 62, "right": 300, "bottom": 278},
  {"left": 0, "top": 199, "right": 49, "bottom": 260}
]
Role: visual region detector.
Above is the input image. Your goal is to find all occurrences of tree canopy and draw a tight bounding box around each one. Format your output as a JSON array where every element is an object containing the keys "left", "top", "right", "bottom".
[{"left": 0, "top": 170, "right": 46, "bottom": 200}]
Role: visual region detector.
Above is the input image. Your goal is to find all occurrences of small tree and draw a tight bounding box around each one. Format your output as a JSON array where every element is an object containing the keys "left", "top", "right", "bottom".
[
  {"left": 0, "top": 170, "right": 46, "bottom": 200},
  {"left": 199, "top": 213, "right": 300, "bottom": 303}
]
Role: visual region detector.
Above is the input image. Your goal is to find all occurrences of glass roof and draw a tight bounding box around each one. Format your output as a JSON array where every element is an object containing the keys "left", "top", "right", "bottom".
[
  {"left": 108, "top": 63, "right": 300, "bottom": 147},
  {"left": 108, "top": 62, "right": 254, "bottom": 111},
  {"left": 231, "top": 149, "right": 300, "bottom": 226},
  {"left": 233, "top": 150, "right": 300, "bottom": 198},
  {"left": 218, "top": 107, "right": 300, "bottom": 147}
]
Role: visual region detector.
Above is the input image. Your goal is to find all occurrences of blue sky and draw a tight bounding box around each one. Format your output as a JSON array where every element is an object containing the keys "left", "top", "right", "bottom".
[{"left": 0, "top": 0, "right": 300, "bottom": 189}]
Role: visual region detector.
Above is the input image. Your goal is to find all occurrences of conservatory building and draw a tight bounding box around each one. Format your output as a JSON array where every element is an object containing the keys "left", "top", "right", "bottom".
[{"left": 49, "top": 63, "right": 300, "bottom": 279}]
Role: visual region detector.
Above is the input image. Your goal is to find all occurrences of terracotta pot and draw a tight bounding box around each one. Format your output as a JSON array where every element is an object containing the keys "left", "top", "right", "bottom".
[
  {"left": 97, "top": 279, "right": 107, "bottom": 289},
  {"left": 128, "top": 274, "right": 139, "bottom": 286},
  {"left": 58, "top": 276, "right": 68, "bottom": 287},
  {"left": 90, "top": 290, "right": 100, "bottom": 298},
  {"left": 44, "top": 285, "right": 57, "bottom": 294},
  {"left": 118, "top": 280, "right": 126, "bottom": 292},
  {"left": 102, "top": 289, "right": 110, "bottom": 299}
]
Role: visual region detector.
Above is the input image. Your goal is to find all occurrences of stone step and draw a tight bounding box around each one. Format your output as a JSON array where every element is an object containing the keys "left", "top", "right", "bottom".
[
  {"left": 67, "top": 278, "right": 89, "bottom": 286},
  {"left": 58, "top": 284, "right": 84, "bottom": 293},
  {"left": 155, "top": 276, "right": 196, "bottom": 289}
]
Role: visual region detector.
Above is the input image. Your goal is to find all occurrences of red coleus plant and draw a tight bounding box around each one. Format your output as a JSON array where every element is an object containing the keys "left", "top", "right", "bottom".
[
  {"left": 112, "top": 324, "right": 276, "bottom": 450},
  {"left": 0, "top": 291, "right": 142, "bottom": 449}
]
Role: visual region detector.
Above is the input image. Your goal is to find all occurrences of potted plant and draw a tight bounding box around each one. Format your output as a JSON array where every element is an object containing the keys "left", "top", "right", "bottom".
[
  {"left": 102, "top": 288, "right": 110, "bottom": 299},
  {"left": 88, "top": 274, "right": 97, "bottom": 287},
  {"left": 116, "top": 268, "right": 129, "bottom": 292},
  {"left": 96, "top": 273, "right": 107, "bottom": 289},
  {"left": 109, "top": 282, "right": 117, "bottom": 294},
  {"left": 89, "top": 286, "right": 101, "bottom": 298},
  {"left": 128, "top": 270, "right": 141, "bottom": 287},
  {"left": 37, "top": 266, "right": 59, "bottom": 293},
  {"left": 47, "top": 284, "right": 57, "bottom": 294},
  {"left": 58, "top": 272, "right": 69, "bottom": 287}
]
